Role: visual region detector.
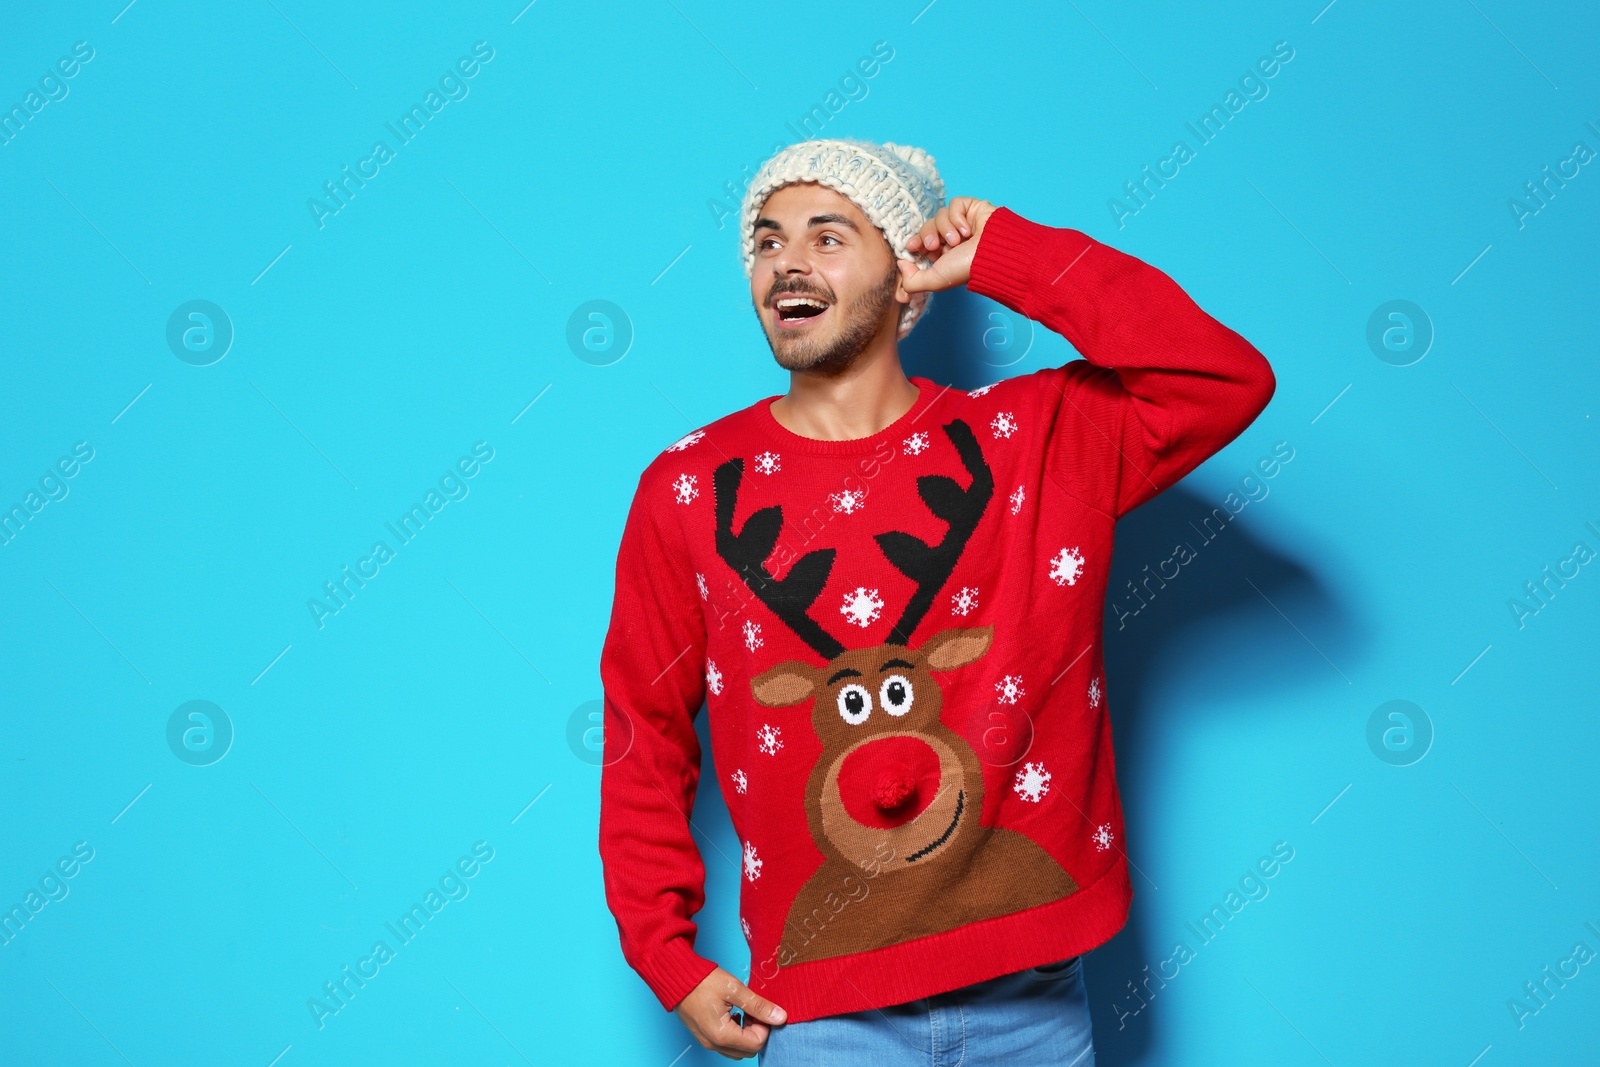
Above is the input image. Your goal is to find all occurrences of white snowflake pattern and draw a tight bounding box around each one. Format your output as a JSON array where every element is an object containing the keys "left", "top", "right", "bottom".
[
  {"left": 1092, "top": 823, "right": 1115, "bottom": 852},
  {"left": 991, "top": 412, "right": 1019, "bottom": 439},
  {"left": 706, "top": 659, "right": 723, "bottom": 696},
  {"left": 1010, "top": 486, "right": 1026, "bottom": 515},
  {"left": 754, "top": 451, "right": 782, "bottom": 475},
  {"left": 1014, "top": 761, "right": 1052, "bottom": 803},
  {"left": 1088, "top": 676, "right": 1102, "bottom": 708},
  {"left": 829, "top": 488, "right": 867, "bottom": 514},
  {"left": 903, "top": 431, "right": 930, "bottom": 456},
  {"left": 695, "top": 573, "right": 709, "bottom": 600},
  {"left": 840, "top": 586, "right": 885, "bottom": 628},
  {"left": 665, "top": 429, "right": 704, "bottom": 452},
  {"left": 951, "top": 586, "right": 980, "bottom": 617},
  {"left": 731, "top": 768, "right": 747, "bottom": 794},
  {"left": 996, "top": 673, "right": 1025, "bottom": 705},
  {"left": 742, "top": 619, "right": 763, "bottom": 651},
  {"left": 741, "top": 916, "right": 752, "bottom": 943},
  {"left": 671, "top": 473, "right": 698, "bottom": 504},
  {"left": 1049, "top": 546, "right": 1086, "bottom": 587},
  {"left": 757, "top": 723, "right": 783, "bottom": 755},
  {"left": 743, "top": 840, "right": 763, "bottom": 881},
  {"left": 968, "top": 383, "right": 997, "bottom": 398}
]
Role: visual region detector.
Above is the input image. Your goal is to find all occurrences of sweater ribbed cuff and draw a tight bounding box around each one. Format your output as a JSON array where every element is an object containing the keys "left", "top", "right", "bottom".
[
  {"left": 642, "top": 936, "right": 719, "bottom": 1013},
  {"left": 967, "top": 206, "right": 1096, "bottom": 316}
]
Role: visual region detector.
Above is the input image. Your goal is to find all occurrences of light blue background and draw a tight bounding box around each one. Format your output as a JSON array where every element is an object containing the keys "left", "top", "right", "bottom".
[{"left": 2, "top": 1, "right": 1596, "bottom": 1064}]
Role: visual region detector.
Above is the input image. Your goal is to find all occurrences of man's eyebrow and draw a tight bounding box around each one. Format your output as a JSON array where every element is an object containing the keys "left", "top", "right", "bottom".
[
  {"left": 752, "top": 213, "right": 862, "bottom": 236},
  {"left": 807, "top": 213, "right": 860, "bottom": 233}
]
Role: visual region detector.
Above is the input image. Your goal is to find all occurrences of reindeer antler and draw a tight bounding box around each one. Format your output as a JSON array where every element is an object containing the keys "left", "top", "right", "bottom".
[
  {"left": 714, "top": 457, "right": 846, "bottom": 660},
  {"left": 874, "top": 419, "right": 994, "bottom": 645}
]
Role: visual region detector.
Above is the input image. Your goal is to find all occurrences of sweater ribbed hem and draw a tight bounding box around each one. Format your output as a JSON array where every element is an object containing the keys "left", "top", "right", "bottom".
[
  {"left": 642, "top": 936, "right": 719, "bottom": 1013},
  {"left": 747, "top": 854, "right": 1132, "bottom": 1023}
]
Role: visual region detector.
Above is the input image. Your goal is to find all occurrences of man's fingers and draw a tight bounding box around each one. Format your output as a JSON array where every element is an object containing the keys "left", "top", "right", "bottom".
[
  {"left": 707, "top": 1013, "right": 768, "bottom": 1058},
  {"left": 688, "top": 1013, "right": 768, "bottom": 1059},
  {"left": 899, "top": 258, "right": 933, "bottom": 293},
  {"left": 728, "top": 1015, "right": 771, "bottom": 1045},
  {"left": 730, "top": 985, "right": 788, "bottom": 1026},
  {"left": 908, "top": 197, "right": 996, "bottom": 253},
  {"left": 674, "top": 966, "right": 779, "bottom": 1060},
  {"left": 900, "top": 255, "right": 958, "bottom": 294},
  {"left": 951, "top": 198, "right": 972, "bottom": 236}
]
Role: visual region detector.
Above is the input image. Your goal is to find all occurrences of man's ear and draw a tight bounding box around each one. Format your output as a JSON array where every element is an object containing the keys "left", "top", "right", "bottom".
[
  {"left": 752, "top": 662, "right": 821, "bottom": 707},
  {"left": 894, "top": 259, "right": 914, "bottom": 304}
]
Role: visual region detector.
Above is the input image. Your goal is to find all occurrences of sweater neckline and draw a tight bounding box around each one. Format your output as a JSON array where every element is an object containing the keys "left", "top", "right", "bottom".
[{"left": 755, "top": 376, "right": 946, "bottom": 456}]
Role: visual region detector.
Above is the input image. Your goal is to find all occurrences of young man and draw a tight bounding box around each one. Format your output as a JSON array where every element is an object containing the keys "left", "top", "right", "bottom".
[{"left": 599, "top": 138, "right": 1275, "bottom": 1062}]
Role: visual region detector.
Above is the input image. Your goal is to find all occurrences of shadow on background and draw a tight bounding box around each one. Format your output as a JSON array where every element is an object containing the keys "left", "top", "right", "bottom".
[
  {"left": 646, "top": 294, "right": 1354, "bottom": 1062},
  {"left": 902, "top": 284, "right": 1037, "bottom": 392},
  {"left": 1086, "top": 482, "right": 1351, "bottom": 1065}
]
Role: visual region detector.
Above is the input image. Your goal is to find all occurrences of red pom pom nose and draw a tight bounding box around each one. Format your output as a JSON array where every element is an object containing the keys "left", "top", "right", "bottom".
[
  {"left": 874, "top": 772, "right": 916, "bottom": 811},
  {"left": 837, "top": 736, "right": 942, "bottom": 828}
]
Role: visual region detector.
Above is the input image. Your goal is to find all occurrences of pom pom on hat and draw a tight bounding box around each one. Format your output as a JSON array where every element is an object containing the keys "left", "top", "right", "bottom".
[{"left": 740, "top": 138, "right": 946, "bottom": 339}]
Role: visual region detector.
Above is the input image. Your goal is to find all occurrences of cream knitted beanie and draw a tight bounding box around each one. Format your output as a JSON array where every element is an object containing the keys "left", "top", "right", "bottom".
[{"left": 740, "top": 138, "right": 946, "bottom": 338}]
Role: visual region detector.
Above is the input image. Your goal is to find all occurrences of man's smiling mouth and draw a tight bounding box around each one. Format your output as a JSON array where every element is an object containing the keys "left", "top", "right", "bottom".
[{"left": 773, "top": 296, "right": 832, "bottom": 329}]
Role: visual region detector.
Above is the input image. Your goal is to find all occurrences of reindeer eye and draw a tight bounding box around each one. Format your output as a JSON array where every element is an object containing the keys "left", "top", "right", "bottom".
[
  {"left": 837, "top": 684, "right": 872, "bottom": 726},
  {"left": 880, "top": 674, "right": 914, "bottom": 716}
]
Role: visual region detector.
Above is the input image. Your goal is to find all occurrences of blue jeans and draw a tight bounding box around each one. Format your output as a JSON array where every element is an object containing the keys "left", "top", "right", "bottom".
[{"left": 758, "top": 954, "right": 1094, "bottom": 1066}]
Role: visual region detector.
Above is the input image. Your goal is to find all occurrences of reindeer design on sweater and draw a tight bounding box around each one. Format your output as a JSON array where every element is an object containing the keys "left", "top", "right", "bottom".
[{"left": 714, "top": 418, "right": 1080, "bottom": 966}]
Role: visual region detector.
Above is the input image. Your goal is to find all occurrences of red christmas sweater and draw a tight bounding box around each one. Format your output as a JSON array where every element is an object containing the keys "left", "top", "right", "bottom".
[{"left": 599, "top": 206, "right": 1275, "bottom": 1022}]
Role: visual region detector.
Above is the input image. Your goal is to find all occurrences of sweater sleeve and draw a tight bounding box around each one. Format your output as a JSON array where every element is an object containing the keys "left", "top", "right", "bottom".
[
  {"left": 598, "top": 469, "right": 718, "bottom": 1012},
  {"left": 966, "top": 206, "right": 1276, "bottom": 518}
]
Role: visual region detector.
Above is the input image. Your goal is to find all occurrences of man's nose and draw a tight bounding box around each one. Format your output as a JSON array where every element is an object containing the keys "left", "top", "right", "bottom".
[{"left": 772, "top": 246, "right": 814, "bottom": 274}]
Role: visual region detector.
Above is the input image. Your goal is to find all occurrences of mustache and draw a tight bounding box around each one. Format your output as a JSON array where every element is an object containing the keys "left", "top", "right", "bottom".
[{"left": 767, "top": 282, "right": 834, "bottom": 305}]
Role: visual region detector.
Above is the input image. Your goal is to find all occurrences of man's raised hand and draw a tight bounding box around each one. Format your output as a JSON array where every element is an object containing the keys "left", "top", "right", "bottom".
[
  {"left": 672, "top": 965, "right": 788, "bottom": 1060},
  {"left": 899, "top": 196, "right": 1000, "bottom": 294}
]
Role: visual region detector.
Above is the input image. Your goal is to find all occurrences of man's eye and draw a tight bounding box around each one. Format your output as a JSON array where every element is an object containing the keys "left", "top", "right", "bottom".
[{"left": 820, "top": 234, "right": 841, "bottom": 246}]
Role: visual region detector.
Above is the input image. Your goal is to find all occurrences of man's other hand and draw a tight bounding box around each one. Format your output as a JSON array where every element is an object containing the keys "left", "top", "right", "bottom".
[
  {"left": 900, "top": 196, "right": 1000, "bottom": 293},
  {"left": 672, "top": 965, "right": 788, "bottom": 1059}
]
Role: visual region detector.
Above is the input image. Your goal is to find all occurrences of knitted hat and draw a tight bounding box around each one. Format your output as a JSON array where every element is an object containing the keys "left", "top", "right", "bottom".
[{"left": 740, "top": 138, "right": 946, "bottom": 339}]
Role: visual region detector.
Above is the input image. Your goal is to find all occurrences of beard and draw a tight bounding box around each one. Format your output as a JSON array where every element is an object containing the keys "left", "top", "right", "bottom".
[{"left": 761, "top": 261, "right": 902, "bottom": 375}]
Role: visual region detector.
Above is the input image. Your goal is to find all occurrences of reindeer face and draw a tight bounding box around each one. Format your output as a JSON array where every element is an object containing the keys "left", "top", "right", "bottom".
[
  {"left": 714, "top": 420, "right": 1086, "bottom": 963},
  {"left": 753, "top": 626, "right": 993, "bottom": 870},
  {"left": 716, "top": 418, "right": 998, "bottom": 874}
]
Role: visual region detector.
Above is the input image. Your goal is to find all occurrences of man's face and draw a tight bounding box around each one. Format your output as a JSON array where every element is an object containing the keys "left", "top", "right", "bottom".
[{"left": 750, "top": 182, "right": 907, "bottom": 374}]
